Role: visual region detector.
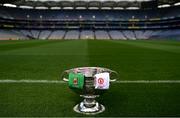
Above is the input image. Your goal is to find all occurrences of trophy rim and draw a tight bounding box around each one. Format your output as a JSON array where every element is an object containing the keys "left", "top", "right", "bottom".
[
  {"left": 63, "top": 66, "right": 117, "bottom": 75},
  {"left": 61, "top": 66, "right": 118, "bottom": 82}
]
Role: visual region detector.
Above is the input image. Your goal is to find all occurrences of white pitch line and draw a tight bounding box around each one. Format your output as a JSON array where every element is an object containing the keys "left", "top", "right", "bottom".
[
  {"left": 114, "top": 80, "right": 180, "bottom": 84},
  {"left": 0, "top": 79, "right": 66, "bottom": 83},
  {"left": 0, "top": 79, "right": 180, "bottom": 84}
]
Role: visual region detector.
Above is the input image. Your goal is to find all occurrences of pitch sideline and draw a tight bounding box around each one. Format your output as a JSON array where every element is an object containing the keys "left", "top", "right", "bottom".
[{"left": 0, "top": 79, "right": 180, "bottom": 84}]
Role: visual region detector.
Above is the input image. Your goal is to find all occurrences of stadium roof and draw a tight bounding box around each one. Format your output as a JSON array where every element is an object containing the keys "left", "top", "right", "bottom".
[{"left": 0, "top": 0, "right": 179, "bottom": 9}]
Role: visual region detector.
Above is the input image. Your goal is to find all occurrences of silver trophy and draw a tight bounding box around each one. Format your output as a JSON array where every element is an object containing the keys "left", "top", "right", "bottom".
[{"left": 61, "top": 67, "right": 118, "bottom": 115}]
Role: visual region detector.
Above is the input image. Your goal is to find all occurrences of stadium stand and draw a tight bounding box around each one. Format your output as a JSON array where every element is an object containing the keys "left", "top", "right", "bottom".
[
  {"left": 0, "top": 6, "right": 180, "bottom": 20},
  {"left": 31, "top": 30, "right": 40, "bottom": 39},
  {"left": 39, "top": 30, "right": 51, "bottom": 40},
  {"left": 80, "top": 30, "right": 94, "bottom": 40},
  {"left": 48, "top": 30, "right": 65, "bottom": 40},
  {"left": 64, "top": 30, "right": 79, "bottom": 40},
  {"left": 20, "top": 30, "right": 32, "bottom": 39},
  {"left": 0, "top": 29, "right": 180, "bottom": 40},
  {"left": 0, "top": 0, "right": 180, "bottom": 40},
  {"left": 109, "top": 30, "right": 127, "bottom": 40},
  {"left": 122, "top": 31, "right": 136, "bottom": 40},
  {"left": 95, "top": 30, "right": 110, "bottom": 40},
  {"left": 0, "top": 29, "right": 26, "bottom": 40},
  {"left": 134, "top": 31, "right": 146, "bottom": 39}
]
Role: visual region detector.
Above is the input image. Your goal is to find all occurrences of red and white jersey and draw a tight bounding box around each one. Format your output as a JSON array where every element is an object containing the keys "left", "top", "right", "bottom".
[{"left": 94, "top": 72, "right": 110, "bottom": 89}]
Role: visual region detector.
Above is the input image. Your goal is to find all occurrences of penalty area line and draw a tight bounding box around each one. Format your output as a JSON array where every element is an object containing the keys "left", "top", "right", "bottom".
[{"left": 0, "top": 80, "right": 180, "bottom": 84}]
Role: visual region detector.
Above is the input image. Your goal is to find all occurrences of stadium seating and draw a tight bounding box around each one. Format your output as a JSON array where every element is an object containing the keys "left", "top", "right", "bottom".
[
  {"left": 122, "top": 31, "right": 136, "bottom": 40},
  {"left": 31, "top": 30, "right": 40, "bottom": 39},
  {"left": 0, "top": 5, "right": 180, "bottom": 40},
  {"left": 95, "top": 30, "right": 110, "bottom": 40},
  {"left": 109, "top": 30, "right": 127, "bottom": 40},
  {"left": 20, "top": 30, "right": 32, "bottom": 39},
  {"left": 0, "top": 6, "right": 180, "bottom": 20},
  {"left": 80, "top": 30, "right": 94, "bottom": 40},
  {"left": 134, "top": 31, "right": 145, "bottom": 39},
  {"left": 39, "top": 30, "right": 51, "bottom": 40},
  {"left": 0, "top": 29, "right": 180, "bottom": 40},
  {"left": 64, "top": 30, "right": 79, "bottom": 40},
  {"left": 48, "top": 30, "right": 66, "bottom": 40},
  {"left": 150, "top": 29, "right": 180, "bottom": 39},
  {"left": 0, "top": 30, "right": 26, "bottom": 40}
]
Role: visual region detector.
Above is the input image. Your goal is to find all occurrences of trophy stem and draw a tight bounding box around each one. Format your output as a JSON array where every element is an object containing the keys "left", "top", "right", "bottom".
[{"left": 73, "top": 95, "right": 105, "bottom": 115}]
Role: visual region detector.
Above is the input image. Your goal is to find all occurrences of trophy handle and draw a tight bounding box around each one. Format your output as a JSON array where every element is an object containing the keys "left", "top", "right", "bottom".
[
  {"left": 63, "top": 78, "right": 69, "bottom": 82},
  {"left": 61, "top": 70, "right": 69, "bottom": 82},
  {"left": 60, "top": 67, "right": 119, "bottom": 82},
  {"left": 109, "top": 70, "right": 119, "bottom": 82}
]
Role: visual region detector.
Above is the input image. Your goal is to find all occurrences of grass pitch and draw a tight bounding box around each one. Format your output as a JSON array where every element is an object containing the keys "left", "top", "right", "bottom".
[{"left": 0, "top": 40, "right": 180, "bottom": 117}]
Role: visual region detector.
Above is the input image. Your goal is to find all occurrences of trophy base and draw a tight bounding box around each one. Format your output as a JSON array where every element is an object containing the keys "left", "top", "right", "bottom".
[{"left": 73, "top": 102, "right": 105, "bottom": 115}]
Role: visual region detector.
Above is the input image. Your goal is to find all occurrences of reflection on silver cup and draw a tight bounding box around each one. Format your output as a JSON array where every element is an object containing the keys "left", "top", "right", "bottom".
[{"left": 61, "top": 67, "right": 118, "bottom": 115}]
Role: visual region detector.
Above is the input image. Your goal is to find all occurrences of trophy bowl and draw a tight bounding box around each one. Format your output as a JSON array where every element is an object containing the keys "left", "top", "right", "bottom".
[{"left": 61, "top": 67, "right": 118, "bottom": 115}]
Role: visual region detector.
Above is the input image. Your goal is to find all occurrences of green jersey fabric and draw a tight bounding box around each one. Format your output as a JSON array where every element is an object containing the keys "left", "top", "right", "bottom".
[{"left": 68, "top": 72, "right": 84, "bottom": 89}]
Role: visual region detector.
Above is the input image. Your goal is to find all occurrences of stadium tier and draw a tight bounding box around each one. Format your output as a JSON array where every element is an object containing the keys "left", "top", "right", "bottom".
[
  {"left": 0, "top": 6, "right": 180, "bottom": 20},
  {"left": 0, "top": 3, "right": 180, "bottom": 40},
  {"left": 1, "top": 29, "right": 180, "bottom": 40}
]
